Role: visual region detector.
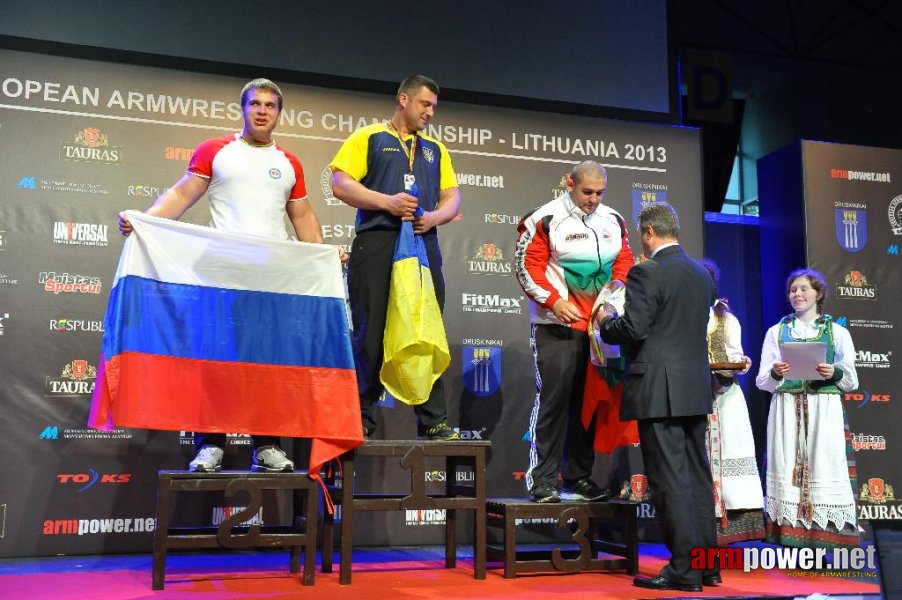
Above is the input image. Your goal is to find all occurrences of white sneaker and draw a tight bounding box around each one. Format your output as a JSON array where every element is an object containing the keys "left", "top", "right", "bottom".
[
  {"left": 188, "top": 445, "right": 223, "bottom": 472},
  {"left": 251, "top": 445, "right": 294, "bottom": 473}
]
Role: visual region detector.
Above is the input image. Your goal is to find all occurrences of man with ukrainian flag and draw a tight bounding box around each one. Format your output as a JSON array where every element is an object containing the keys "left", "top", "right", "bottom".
[{"left": 330, "top": 75, "right": 461, "bottom": 441}]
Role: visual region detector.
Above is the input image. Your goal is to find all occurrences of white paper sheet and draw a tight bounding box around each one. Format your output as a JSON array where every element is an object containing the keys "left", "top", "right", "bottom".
[{"left": 781, "top": 341, "right": 828, "bottom": 381}]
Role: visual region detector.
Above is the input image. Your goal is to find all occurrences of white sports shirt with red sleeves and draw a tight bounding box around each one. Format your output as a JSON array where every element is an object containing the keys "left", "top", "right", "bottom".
[{"left": 187, "top": 133, "right": 307, "bottom": 240}]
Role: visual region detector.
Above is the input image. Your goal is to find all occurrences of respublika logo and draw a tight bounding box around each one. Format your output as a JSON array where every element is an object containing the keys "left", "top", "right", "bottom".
[
  {"left": 461, "top": 293, "right": 523, "bottom": 315},
  {"left": 52, "top": 222, "right": 109, "bottom": 247},
  {"left": 127, "top": 184, "right": 168, "bottom": 198},
  {"left": 57, "top": 469, "right": 131, "bottom": 492},
  {"left": 844, "top": 390, "right": 891, "bottom": 407},
  {"left": 631, "top": 185, "right": 668, "bottom": 225},
  {"left": 38, "top": 272, "right": 102, "bottom": 294},
  {"left": 855, "top": 349, "right": 891, "bottom": 369},
  {"left": 484, "top": 212, "right": 520, "bottom": 225},
  {"left": 834, "top": 207, "right": 867, "bottom": 252},
  {"left": 462, "top": 338, "right": 502, "bottom": 396},
  {"left": 851, "top": 433, "right": 886, "bottom": 451},
  {"left": 49, "top": 319, "right": 104, "bottom": 333},
  {"left": 466, "top": 243, "right": 513, "bottom": 276},
  {"left": 45, "top": 360, "right": 97, "bottom": 397},
  {"left": 60, "top": 128, "right": 122, "bottom": 165},
  {"left": 835, "top": 270, "right": 875, "bottom": 300}
]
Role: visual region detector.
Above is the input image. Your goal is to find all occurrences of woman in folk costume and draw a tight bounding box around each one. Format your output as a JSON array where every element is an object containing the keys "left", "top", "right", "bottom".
[
  {"left": 700, "top": 260, "right": 765, "bottom": 545},
  {"left": 756, "top": 268, "right": 859, "bottom": 548}
]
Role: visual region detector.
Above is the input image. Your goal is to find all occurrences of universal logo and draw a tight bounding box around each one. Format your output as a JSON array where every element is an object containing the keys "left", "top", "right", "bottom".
[
  {"left": 52, "top": 222, "right": 109, "bottom": 247},
  {"left": 60, "top": 128, "right": 122, "bottom": 165},
  {"left": 404, "top": 509, "right": 446, "bottom": 526}
]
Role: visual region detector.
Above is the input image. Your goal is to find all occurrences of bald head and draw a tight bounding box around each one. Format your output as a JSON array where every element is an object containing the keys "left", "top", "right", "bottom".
[{"left": 570, "top": 160, "right": 608, "bottom": 185}]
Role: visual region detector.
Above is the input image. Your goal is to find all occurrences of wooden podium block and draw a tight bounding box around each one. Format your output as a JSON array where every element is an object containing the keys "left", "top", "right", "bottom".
[
  {"left": 152, "top": 470, "right": 319, "bottom": 590},
  {"left": 486, "top": 498, "right": 639, "bottom": 578},
  {"left": 322, "top": 439, "right": 489, "bottom": 584}
]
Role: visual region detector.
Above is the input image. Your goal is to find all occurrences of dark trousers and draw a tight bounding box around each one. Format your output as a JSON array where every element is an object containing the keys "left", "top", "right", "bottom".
[
  {"left": 638, "top": 415, "right": 718, "bottom": 584},
  {"left": 526, "top": 324, "right": 595, "bottom": 491},
  {"left": 195, "top": 433, "right": 279, "bottom": 451},
  {"left": 348, "top": 229, "right": 448, "bottom": 432}
]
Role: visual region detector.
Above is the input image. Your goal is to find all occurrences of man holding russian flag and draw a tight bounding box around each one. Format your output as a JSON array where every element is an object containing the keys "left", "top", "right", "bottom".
[
  {"left": 114, "top": 78, "right": 350, "bottom": 474},
  {"left": 330, "top": 75, "right": 461, "bottom": 440}
]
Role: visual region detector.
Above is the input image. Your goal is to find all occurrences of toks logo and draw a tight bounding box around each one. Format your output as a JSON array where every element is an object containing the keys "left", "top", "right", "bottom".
[
  {"left": 60, "top": 128, "right": 122, "bottom": 165},
  {"left": 57, "top": 469, "right": 131, "bottom": 492},
  {"left": 844, "top": 390, "right": 891, "bottom": 407}
]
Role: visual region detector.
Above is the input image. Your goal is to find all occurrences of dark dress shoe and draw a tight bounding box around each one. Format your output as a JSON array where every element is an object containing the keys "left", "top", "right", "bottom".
[
  {"left": 633, "top": 575, "right": 702, "bottom": 592},
  {"left": 703, "top": 573, "right": 722, "bottom": 585}
]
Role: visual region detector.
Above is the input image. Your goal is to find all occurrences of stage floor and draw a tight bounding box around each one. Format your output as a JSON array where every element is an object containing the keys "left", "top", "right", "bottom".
[{"left": 0, "top": 542, "right": 883, "bottom": 599}]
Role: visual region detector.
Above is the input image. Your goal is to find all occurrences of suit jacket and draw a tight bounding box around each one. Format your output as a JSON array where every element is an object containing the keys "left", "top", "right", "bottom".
[{"left": 599, "top": 245, "right": 714, "bottom": 420}]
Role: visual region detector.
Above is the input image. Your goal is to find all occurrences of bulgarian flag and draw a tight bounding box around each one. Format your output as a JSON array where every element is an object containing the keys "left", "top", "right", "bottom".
[
  {"left": 88, "top": 211, "right": 362, "bottom": 475},
  {"left": 379, "top": 211, "right": 450, "bottom": 405}
]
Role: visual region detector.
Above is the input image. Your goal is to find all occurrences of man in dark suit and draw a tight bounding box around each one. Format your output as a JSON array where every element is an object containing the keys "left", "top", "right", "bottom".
[{"left": 598, "top": 203, "right": 719, "bottom": 592}]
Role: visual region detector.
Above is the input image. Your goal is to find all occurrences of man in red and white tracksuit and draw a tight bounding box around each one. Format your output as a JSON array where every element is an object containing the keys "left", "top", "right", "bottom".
[{"left": 515, "top": 160, "right": 634, "bottom": 503}]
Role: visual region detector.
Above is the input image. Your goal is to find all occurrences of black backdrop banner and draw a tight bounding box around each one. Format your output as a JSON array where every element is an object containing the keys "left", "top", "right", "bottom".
[
  {"left": 0, "top": 48, "right": 703, "bottom": 557},
  {"left": 799, "top": 141, "right": 902, "bottom": 523}
]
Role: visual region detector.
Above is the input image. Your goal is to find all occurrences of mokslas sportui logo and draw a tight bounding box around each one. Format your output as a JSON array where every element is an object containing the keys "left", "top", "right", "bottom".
[
  {"left": 45, "top": 360, "right": 97, "bottom": 397},
  {"left": 60, "top": 127, "right": 122, "bottom": 165}
]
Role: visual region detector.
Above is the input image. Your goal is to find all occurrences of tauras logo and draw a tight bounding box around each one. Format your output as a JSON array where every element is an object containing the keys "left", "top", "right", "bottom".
[
  {"left": 836, "top": 270, "right": 876, "bottom": 300},
  {"left": 60, "top": 128, "right": 122, "bottom": 165},
  {"left": 45, "top": 360, "right": 98, "bottom": 397},
  {"left": 461, "top": 293, "right": 523, "bottom": 314}
]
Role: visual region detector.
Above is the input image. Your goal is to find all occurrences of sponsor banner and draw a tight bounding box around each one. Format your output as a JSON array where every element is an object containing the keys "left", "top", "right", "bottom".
[
  {"left": 834, "top": 316, "right": 893, "bottom": 330},
  {"left": 889, "top": 194, "right": 902, "bottom": 235},
  {"left": 49, "top": 319, "right": 104, "bottom": 333},
  {"left": 835, "top": 270, "right": 876, "bottom": 300},
  {"left": 851, "top": 433, "right": 886, "bottom": 451},
  {"left": 42, "top": 516, "right": 154, "bottom": 536},
  {"left": 19, "top": 176, "right": 110, "bottom": 195},
  {"left": 466, "top": 243, "right": 513, "bottom": 276},
  {"left": 211, "top": 506, "right": 263, "bottom": 526},
  {"left": 462, "top": 344, "right": 502, "bottom": 396},
  {"left": 855, "top": 349, "right": 892, "bottom": 369},
  {"left": 461, "top": 293, "right": 523, "bottom": 315},
  {"left": 692, "top": 545, "right": 878, "bottom": 575},
  {"left": 56, "top": 470, "right": 131, "bottom": 492},
  {"left": 631, "top": 184, "right": 668, "bottom": 225},
  {"left": 404, "top": 509, "right": 446, "bottom": 526},
  {"left": 830, "top": 168, "right": 892, "bottom": 183},
  {"left": 60, "top": 128, "right": 122, "bottom": 165},
  {"left": 38, "top": 425, "right": 133, "bottom": 441},
  {"left": 44, "top": 360, "right": 97, "bottom": 397},
  {"left": 0, "top": 312, "right": 7, "bottom": 336},
  {"left": 38, "top": 272, "right": 102, "bottom": 295},
  {"left": 834, "top": 208, "right": 867, "bottom": 252},
  {"left": 843, "top": 391, "right": 891, "bottom": 408}
]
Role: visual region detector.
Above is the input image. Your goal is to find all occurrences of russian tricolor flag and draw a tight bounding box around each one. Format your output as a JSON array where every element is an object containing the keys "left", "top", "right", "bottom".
[{"left": 89, "top": 212, "right": 362, "bottom": 474}]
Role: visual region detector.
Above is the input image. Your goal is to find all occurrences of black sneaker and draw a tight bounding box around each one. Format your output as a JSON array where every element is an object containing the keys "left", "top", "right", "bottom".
[
  {"left": 363, "top": 425, "right": 375, "bottom": 440},
  {"left": 419, "top": 421, "right": 460, "bottom": 441},
  {"left": 562, "top": 478, "right": 613, "bottom": 501},
  {"left": 530, "top": 483, "right": 561, "bottom": 503}
]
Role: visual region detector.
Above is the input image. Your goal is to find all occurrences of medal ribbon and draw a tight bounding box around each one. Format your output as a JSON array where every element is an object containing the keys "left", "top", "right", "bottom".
[{"left": 389, "top": 121, "right": 417, "bottom": 173}]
